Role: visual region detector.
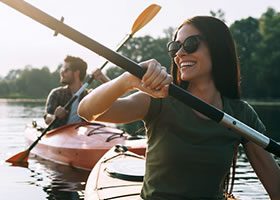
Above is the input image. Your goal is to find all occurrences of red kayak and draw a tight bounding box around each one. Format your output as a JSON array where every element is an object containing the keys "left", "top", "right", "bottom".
[{"left": 24, "top": 121, "right": 146, "bottom": 170}]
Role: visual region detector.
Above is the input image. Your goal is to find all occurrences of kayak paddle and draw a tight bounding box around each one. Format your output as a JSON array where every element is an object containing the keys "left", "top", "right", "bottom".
[
  {"left": 98, "top": 4, "right": 161, "bottom": 71},
  {"left": 4, "top": 1, "right": 161, "bottom": 166},
  {"left": 2, "top": 0, "right": 279, "bottom": 157}
]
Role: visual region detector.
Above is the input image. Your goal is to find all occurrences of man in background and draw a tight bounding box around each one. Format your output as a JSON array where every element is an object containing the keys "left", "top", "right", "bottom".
[{"left": 44, "top": 55, "right": 109, "bottom": 129}]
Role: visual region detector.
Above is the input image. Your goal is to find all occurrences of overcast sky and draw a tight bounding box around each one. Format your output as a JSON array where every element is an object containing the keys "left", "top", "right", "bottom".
[{"left": 1, "top": 0, "right": 279, "bottom": 77}]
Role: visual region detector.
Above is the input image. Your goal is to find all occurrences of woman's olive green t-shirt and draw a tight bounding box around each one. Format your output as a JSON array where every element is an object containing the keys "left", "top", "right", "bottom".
[{"left": 141, "top": 96, "right": 266, "bottom": 200}]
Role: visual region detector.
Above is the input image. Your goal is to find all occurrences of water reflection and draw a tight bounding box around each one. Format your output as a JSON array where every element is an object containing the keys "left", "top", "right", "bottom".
[
  {"left": 0, "top": 164, "right": 47, "bottom": 200},
  {"left": 0, "top": 99, "right": 89, "bottom": 200},
  {"left": 233, "top": 149, "right": 273, "bottom": 200},
  {"left": 28, "top": 155, "right": 89, "bottom": 200}
]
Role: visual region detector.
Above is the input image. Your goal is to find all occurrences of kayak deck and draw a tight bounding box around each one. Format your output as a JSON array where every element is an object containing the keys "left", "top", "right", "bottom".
[
  {"left": 85, "top": 145, "right": 144, "bottom": 200},
  {"left": 85, "top": 145, "right": 239, "bottom": 200}
]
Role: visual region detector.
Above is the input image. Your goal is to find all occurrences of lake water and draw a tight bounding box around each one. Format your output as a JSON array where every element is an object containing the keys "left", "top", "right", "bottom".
[{"left": 0, "top": 99, "right": 279, "bottom": 200}]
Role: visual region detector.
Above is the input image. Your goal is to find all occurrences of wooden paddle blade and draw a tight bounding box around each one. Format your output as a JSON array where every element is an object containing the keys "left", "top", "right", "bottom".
[
  {"left": 131, "top": 4, "right": 161, "bottom": 34},
  {"left": 6, "top": 150, "right": 29, "bottom": 166}
]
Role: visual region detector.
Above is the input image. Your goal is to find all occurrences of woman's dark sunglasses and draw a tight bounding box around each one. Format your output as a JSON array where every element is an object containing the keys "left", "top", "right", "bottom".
[{"left": 167, "top": 35, "right": 204, "bottom": 57}]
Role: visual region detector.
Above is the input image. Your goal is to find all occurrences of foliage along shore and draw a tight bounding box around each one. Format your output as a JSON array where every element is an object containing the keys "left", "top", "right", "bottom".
[{"left": 1, "top": 8, "right": 280, "bottom": 100}]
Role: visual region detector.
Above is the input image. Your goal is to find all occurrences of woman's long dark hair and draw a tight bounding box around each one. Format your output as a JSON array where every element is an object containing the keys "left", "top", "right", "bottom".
[{"left": 170, "top": 16, "right": 241, "bottom": 99}]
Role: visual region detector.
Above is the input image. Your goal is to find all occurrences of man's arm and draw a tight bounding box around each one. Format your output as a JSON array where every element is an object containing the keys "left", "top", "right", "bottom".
[
  {"left": 44, "top": 106, "right": 69, "bottom": 125},
  {"left": 44, "top": 89, "right": 68, "bottom": 125},
  {"left": 93, "top": 68, "right": 110, "bottom": 83}
]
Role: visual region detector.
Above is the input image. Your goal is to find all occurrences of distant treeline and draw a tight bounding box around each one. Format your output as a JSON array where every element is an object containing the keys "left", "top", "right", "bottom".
[
  {"left": 0, "top": 66, "right": 61, "bottom": 98},
  {"left": 0, "top": 8, "right": 280, "bottom": 100}
]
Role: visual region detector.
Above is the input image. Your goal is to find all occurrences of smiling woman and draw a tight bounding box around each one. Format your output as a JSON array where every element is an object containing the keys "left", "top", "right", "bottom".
[{"left": 77, "top": 15, "right": 280, "bottom": 199}]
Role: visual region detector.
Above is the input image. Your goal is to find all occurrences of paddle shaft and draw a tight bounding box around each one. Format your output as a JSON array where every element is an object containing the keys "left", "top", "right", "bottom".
[
  {"left": 2, "top": 0, "right": 280, "bottom": 157},
  {"left": 99, "top": 34, "right": 132, "bottom": 70}
]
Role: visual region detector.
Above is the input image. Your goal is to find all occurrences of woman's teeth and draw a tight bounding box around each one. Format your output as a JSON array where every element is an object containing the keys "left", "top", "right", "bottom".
[{"left": 180, "top": 61, "right": 195, "bottom": 68}]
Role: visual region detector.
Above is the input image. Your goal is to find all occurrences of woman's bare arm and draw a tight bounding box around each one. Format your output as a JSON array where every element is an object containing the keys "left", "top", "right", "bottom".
[
  {"left": 78, "top": 59, "right": 172, "bottom": 123},
  {"left": 244, "top": 141, "right": 280, "bottom": 200}
]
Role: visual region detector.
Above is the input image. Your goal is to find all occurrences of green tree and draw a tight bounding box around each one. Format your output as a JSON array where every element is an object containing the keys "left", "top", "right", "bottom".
[
  {"left": 119, "top": 30, "right": 173, "bottom": 72},
  {"left": 106, "top": 66, "right": 125, "bottom": 80},
  {"left": 230, "top": 8, "right": 280, "bottom": 99},
  {"left": 210, "top": 9, "right": 226, "bottom": 22},
  {"left": 230, "top": 17, "right": 262, "bottom": 98},
  {"left": 0, "top": 65, "right": 60, "bottom": 98},
  {"left": 255, "top": 8, "right": 280, "bottom": 98},
  {"left": 0, "top": 80, "right": 9, "bottom": 97},
  {"left": 15, "top": 66, "right": 49, "bottom": 97}
]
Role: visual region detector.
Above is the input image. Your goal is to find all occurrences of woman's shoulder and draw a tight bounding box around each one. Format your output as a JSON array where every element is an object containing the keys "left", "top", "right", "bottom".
[
  {"left": 224, "top": 97, "right": 266, "bottom": 132},
  {"left": 224, "top": 97, "right": 254, "bottom": 113}
]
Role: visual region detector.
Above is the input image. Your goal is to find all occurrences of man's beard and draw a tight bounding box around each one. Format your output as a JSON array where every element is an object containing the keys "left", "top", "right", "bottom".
[
  {"left": 60, "top": 80, "right": 69, "bottom": 85},
  {"left": 60, "top": 76, "right": 73, "bottom": 85},
  {"left": 60, "top": 78, "right": 72, "bottom": 85}
]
